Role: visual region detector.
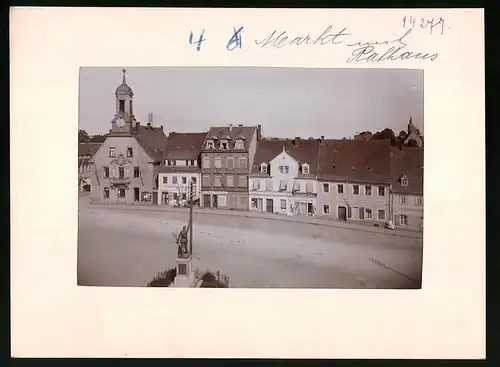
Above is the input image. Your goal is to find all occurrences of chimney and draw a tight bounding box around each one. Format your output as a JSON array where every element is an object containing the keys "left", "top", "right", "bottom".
[
  {"left": 229, "top": 124, "right": 233, "bottom": 131},
  {"left": 257, "top": 125, "right": 262, "bottom": 141},
  {"left": 160, "top": 125, "right": 163, "bottom": 132}
]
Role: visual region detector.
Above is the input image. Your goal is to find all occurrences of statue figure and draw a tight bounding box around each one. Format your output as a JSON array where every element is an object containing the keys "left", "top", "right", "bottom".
[{"left": 176, "top": 225, "right": 189, "bottom": 258}]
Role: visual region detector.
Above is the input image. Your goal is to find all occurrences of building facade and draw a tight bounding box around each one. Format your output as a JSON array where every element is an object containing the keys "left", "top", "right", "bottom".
[
  {"left": 200, "top": 124, "right": 259, "bottom": 210},
  {"left": 157, "top": 132, "right": 207, "bottom": 206},
  {"left": 249, "top": 138, "right": 319, "bottom": 216},
  {"left": 316, "top": 139, "right": 392, "bottom": 224},
  {"left": 390, "top": 146, "right": 424, "bottom": 231},
  {"left": 89, "top": 69, "right": 168, "bottom": 204}
]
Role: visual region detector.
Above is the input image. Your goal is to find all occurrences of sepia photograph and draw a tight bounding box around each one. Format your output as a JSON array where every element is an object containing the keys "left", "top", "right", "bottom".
[{"left": 78, "top": 67, "right": 424, "bottom": 289}]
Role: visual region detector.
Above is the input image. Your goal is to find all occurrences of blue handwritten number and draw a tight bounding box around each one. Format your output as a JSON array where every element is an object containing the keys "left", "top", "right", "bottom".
[
  {"left": 227, "top": 26, "right": 244, "bottom": 51},
  {"left": 189, "top": 29, "right": 206, "bottom": 51}
]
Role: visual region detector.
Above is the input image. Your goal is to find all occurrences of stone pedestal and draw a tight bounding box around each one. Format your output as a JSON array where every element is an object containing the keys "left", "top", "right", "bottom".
[{"left": 171, "top": 255, "right": 197, "bottom": 287}]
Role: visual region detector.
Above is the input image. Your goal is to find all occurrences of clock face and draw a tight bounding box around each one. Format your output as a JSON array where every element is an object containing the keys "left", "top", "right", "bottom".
[{"left": 116, "top": 118, "right": 125, "bottom": 127}]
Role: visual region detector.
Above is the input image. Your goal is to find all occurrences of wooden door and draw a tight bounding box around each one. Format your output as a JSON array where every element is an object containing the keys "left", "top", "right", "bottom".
[
  {"left": 338, "top": 206, "right": 347, "bottom": 221},
  {"left": 266, "top": 199, "right": 273, "bottom": 213},
  {"left": 203, "top": 194, "right": 211, "bottom": 208}
]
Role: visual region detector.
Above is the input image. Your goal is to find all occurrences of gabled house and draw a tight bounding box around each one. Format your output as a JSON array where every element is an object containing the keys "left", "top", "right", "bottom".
[
  {"left": 78, "top": 142, "right": 102, "bottom": 191},
  {"left": 157, "top": 132, "right": 207, "bottom": 206},
  {"left": 199, "top": 124, "right": 260, "bottom": 210},
  {"left": 249, "top": 137, "right": 320, "bottom": 216},
  {"left": 390, "top": 146, "right": 424, "bottom": 231},
  {"left": 317, "top": 138, "right": 392, "bottom": 223},
  {"left": 89, "top": 69, "right": 168, "bottom": 204}
]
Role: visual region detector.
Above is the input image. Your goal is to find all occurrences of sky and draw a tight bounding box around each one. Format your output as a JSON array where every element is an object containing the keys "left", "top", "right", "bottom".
[{"left": 79, "top": 67, "right": 423, "bottom": 139}]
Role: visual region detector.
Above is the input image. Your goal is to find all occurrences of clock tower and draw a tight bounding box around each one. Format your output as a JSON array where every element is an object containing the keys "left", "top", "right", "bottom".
[{"left": 111, "top": 69, "right": 137, "bottom": 134}]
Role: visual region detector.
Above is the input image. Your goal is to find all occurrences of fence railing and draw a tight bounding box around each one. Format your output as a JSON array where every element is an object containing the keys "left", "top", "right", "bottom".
[{"left": 193, "top": 268, "right": 230, "bottom": 287}]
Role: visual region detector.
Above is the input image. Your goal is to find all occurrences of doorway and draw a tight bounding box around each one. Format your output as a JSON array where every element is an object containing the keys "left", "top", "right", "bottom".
[
  {"left": 162, "top": 192, "right": 168, "bottom": 204},
  {"left": 338, "top": 206, "right": 347, "bottom": 221},
  {"left": 203, "top": 194, "right": 211, "bottom": 208},
  {"left": 134, "top": 188, "right": 140, "bottom": 202},
  {"left": 212, "top": 195, "right": 218, "bottom": 208},
  {"left": 307, "top": 203, "right": 313, "bottom": 216},
  {"left": 266, "top": 199, "right": 273, "bottom": 213}
]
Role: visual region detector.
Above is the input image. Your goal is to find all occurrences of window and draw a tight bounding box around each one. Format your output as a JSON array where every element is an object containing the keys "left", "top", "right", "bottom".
[
  {"left": 221, "top": 157, "right": 227, "bottom": 168},
  {"left": 323, "top": 183, "right": 329, "bottom": 192},
  {"left": 218, "top": 195, "right": 227, "bottom": 206},
  {"left": 279, "top": 166, "right": 284, "bottom": 173},
  {"left": 191, "top": 177, "right": 197, "bottom": 184},
  {"left": 134, "top": 167, "right": 140, "bottom": 178},
  {"left": 353, "top": 185, "right": 360, "bottom": 195},
  {"left": 202, "top": 157, "right": 211, "bottom": 169},
  {"left": 266, "top": 180, "right": 273, "bottom": 191},
  {"left": 323, "top": 205, "right": 330, "bottom": 214},
  {"left": 238, "top": 175, "right": 247, "bottom": 187},
  {"left": 279, "top": 180, "right": 288, "bottom": 191},
  {"left": 109, "top": 148, "right": 116, "bottom": 157},
  {"left": 365, "top": 208, "right": 373, "bottom": 219},
  {"left": 130, "top": 101, "right": 133, "bottom": 114},
  {"left": 306, "top": 181, "right": 313, "bottom": 193},
  {"left": 202, "top": 175, "right": 210, "bottom": 187},
  {"left": 400, "top": 195, "right": 407, "bottom": 204},
  {"left": 337, "top": 184, "right": 344, "bottom": 194},
  {"left": 214, "top": 176, "right": 222, "bottom": 187},
  {"left": 280, "top": 199, "right": 287, "bottom": 209},
  {"left": 214, "top": 158, "right": 222, "bottom": 169},
  {"left": 401, "top": 176, "right": 408, "bottom": 186},
  {"left": 186, "top": 160, "right": 190, "bottom": 166},
  {"left": 377, "top": 209, "right": 386, "bottom": 220},
  {"left": 220, "top": 140, "right": 228, "bottom": 149},
  {"left": 227, "top": 158, "right": 234, "bottom": 169},
  {"left": 235, "top": 139, "right": 244, "bottom": 149},
  {"left": 400, "top": 214, "right": 408, "bottom": 226},
  {"left": 119, "top": 167, "right": 124, "bottom": 178},
  {"left": 226, "top": 175, "right": 234, "bottom": 187},
  {"left": 239, "top": 158, "right": 247, "bottom": 169},
  {"left": 416, "top": 197, "right": 423, "bottom": 205},
  {"left": 365, "top": 185, "right": 372, "bottom": 196},
  {"left": 378, "top": 186, "right": 385, "bottom": 196},
  {"left": 293, "top": 181, "right": 300, "bottom": 191},
  {"left": 251, "top": 198, "right": 258, "bottom": 209},
  {"left": 127, "top": 147, "right": 133, "bottom": 157},
  {"left": 118, "top": 188, "right": 126, "bottom": 198},
  {"left": 162, "top": 176, "right": 168, "bottom": 184},
  {"left": 103, "top": 167, "right": 109, "bottom": 178},
  {"left": 302, "top": 164, "right": 309, "bottom": 174},
  {"left": 252, "top": 180, "right": 260, "bottom": 190},
  {"left": 260, "top": 163, "right": 267, "bottom": 174},
  {"left": 239, "top": 195, "right": 247, "bottom": 207},
  {"left": 191, "top": 160, "right": 195, "bottom": 166},
  {"left": 181, "top": 193, "right": 187, "bottom": 200},
  {"left": 172, "top": 176, "right": 177, "bottom": 184},
  {"left": 104, "top": 188, "right": 109, "bottom": 198},
  {"left": 182, "top": 177, "right": 187, "bottom": 184},
  {"left": 206, "top": 140, "right": 214, "bottom": 149},
  {"left": 119, "top": 100, "right": 125, "bottom": 112}
]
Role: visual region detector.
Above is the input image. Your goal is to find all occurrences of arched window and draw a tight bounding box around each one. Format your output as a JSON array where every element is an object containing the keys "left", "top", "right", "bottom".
[{"left": 302, "top": 163, "right": 310, "bottom": 174}]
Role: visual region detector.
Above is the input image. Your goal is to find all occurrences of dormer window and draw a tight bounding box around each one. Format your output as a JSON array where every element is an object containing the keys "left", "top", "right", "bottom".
[
  {"left": 302, "top": 163, "right": 310, "bottom": 175},
  {"left": 206, "top": 140, "right": 215, "bottom": 149},
  {"left": 260, "top": 163, "right": 268, "bottom": 174},
  {"left": 220, "top": 140, "right": 228, "bottom": 150},
  {"left": 235, "top": 139, "right": 244, "bottom": 149},
  {"left": 401, "top": 175, "right": 408, "bottom": 186}
]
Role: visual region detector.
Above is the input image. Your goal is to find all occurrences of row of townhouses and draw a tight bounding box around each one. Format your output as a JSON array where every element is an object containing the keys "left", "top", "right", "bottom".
[{"left": 84, "top": 70, "right": 424, "bottom": 231}]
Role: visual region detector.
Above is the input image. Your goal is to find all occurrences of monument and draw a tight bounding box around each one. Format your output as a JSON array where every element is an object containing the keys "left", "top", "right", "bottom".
[{"left": 171, "top": 179, "right": 198, "bottom": 287}]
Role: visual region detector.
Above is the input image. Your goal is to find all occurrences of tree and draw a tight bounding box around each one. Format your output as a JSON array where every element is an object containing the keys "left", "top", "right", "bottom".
[
  {"left": 89, "top": 134, "right": 107, "bottom": 143},
  {"left": 78, "top": 129, "right": 90, "bottom": 143}
]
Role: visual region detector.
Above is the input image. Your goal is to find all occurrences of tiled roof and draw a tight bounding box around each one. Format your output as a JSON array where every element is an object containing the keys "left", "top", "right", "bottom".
[
  {"left": 202, "top": 126, "right": 257, "bottom": 150},
  {"left": 317, "top": 139, "right": 392, "bottom": 184},
  {"left": 134, "top": 125, "right": 169, "bottom": 162},
  {"left": 162, "top": 132, "right": 207, "bottom": 161},
  {"left": 390, "top": 146, "right": 423, "bottom": 195},
  {"left": 250, "top": 138, "right": 320, "bottom": 177},
  {"left": 78, "top": 143, "right": 102, "bottom": 157}
]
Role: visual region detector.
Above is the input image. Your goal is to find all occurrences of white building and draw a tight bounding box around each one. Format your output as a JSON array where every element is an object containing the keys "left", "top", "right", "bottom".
[
  {"left": 248, "top": 138, "right": 320, "bottom": 216},
  {"left": 157, "top": 132, "right": 207, "bottom": 206}
]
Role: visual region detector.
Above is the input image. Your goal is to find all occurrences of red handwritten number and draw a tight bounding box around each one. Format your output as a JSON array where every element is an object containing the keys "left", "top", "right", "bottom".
[
  {"left": 403, "top": 16, "right": 445, "bottom": 35},
  {"left": 403, "top": 16, "right": 416, "bottom": 28}
]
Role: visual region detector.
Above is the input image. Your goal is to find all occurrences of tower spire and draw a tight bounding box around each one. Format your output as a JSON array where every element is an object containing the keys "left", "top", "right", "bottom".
[{"left": 122, "top": 68, "right": 127, "bottom": 84}]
